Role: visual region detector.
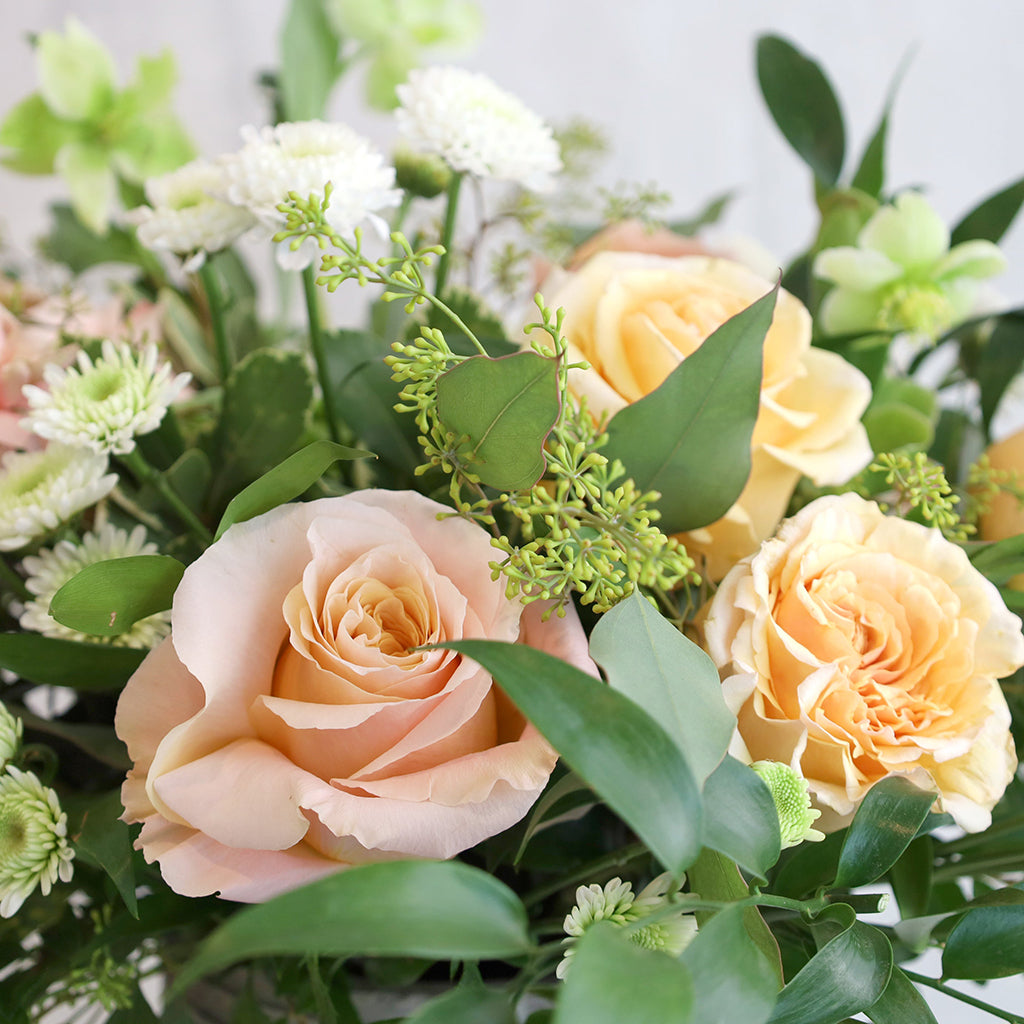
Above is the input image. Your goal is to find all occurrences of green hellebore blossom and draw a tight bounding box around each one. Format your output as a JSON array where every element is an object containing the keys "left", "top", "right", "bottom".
[
  {"left": 0, "top": 18, "right": 194, "bottom": 235},
  {"left": 813, "top": 190, "right": 1006, "bottom": 341}
]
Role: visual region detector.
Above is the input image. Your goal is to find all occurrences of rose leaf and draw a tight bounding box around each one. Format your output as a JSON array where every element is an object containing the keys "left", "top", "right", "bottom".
[
  {"left": 436, "top": 351, "right": 561, "bottom": 491},
  {"left": 603, "top": 285, "right": 777, "bottom": 534}
]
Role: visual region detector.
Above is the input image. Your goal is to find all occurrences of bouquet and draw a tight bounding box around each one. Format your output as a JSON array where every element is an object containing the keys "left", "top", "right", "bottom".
[{"left": 0, "top": 4, "right": 1022, "bottom": 1021}]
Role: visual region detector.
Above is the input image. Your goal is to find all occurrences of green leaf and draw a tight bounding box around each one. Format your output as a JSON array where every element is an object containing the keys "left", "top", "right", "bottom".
[
  {"left": 667, "top": 190, "right": 735, "bottom": 236},
  {"left": 603, "top": 286, "right": 776, "bottom": 533},
  {"left": 968, "top": 532, "right": 1024, "bottom": 585},
  {"left": 158, "top": 286, "right": 219, "bottom": 387},
  {"left": 170, "top": 860, "right": 532, "bottom": 998},
  {"left": 72, "top": 789, "right": 138, "bottom": 917},
  {"left": 588, "top": 592, "right": 733, "bottom": 783},
  {"left": 404, "top": 978, "right": 515, "bottom": 1024},
  {"left": 216, "top": 440, "right": 374, "bottom": 540},
  {"left": 442, "top": 639, "right": 702, "bottom": 876},
  {"left": 863, "top": 404, "right": 933, "bottom": 452},
  {"left": 164, "top": 448, "right": 212, "bottom": 514},
  {"left": 553, "top": 922, "right": 694, "bottom": 1024},
  {"left": 864, "top": 968, "right": 937, "bottom": 1024},
  {"left": 0, "top": 93, "right": 78, "bottom": 174},
  {"left": 514, "top": 771, "right": 592, "bottom": 864},
  {"left": 942, "top": 904, "right": 1024, "bottom": 979},
  {"left": 888, "top": 835, "right": 933, "bottom": 920},
  {"left": 951, "top": 174, "right": 1024, "bottom": 245},
  {"left": 279, "top": 0, "right": 344, "bottom": 121},
  {"left": 756, "top": 35, "right": 845, "bottom": 186},
  {"left": 834, "top": 777, "right": 937, "bottom": 888},
  {"left": 701, "top": 756, "right": 781, "bottom": 879},
  {"left": 976, "top": 312, "right": 1024, "bottom": 434},
  {"left": 55, "top": 141, "right": 117, "bottom": 235},
  {"left": 40, "top": 203, "right": 144, "bottom": 274},
  {"left": 772, "top": 831, "right": 844, "bottom": 899},
  {"left": 0, "top": 633, "right": 145, "bottom": 690},
  {"left": 49, "top": 555, "right": 184, "bottom": 638},
  {"left": 681, "top": 904, "right": 779, "bottom": 1024},
  {"left": 436, "top": 352, "right": 560, "bottom": 491},
  {"left": 850, "top": 56, "right": 909, "bottom": 199},
  {"left": 13, "top": 708, "right": 129, "bottom": 769}
]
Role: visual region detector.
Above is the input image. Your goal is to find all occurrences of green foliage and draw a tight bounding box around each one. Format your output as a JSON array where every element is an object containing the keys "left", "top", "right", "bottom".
[
  {"left": 404, "top": 975, "right": 516, "bottom": 1024},
  {"left": 71, "top": 789, "right": 138, "bottom": 917},
  {"left": 871, "top": 451, "right": 967, "bottom": 539},
  {"left": 279, "top": 0, "right": 344, "bottom": 121},
  {"left": 0, "top": 634, "right": 145, "bottom": 691},
  {"left": 942, "top": 903, "right": 1024, "bottom": 979},
  {"left": 864, "top": 968, "right": 938, "bottom": 1024},
  {"left": 951, "top": 173, "right": 1024, "bottom": 245},
  {"left": 975, "top": 310, "right": 1024, "bottom": 434}
]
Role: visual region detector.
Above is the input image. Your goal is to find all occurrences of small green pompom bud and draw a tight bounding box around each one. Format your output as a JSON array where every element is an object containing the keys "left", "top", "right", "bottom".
[
  {"left": 751, "top": 760, "right": 826, "bottom": 850},
  {"left": 394, "top": 145, "right": 452, "bottom": 198},
  {"left": 0, "top": 704, "right": 22, "bottom": 769}
]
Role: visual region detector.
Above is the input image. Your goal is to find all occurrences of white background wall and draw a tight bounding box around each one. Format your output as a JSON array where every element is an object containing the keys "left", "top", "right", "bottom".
[{"left": 2, "top": 2, "right": 1024, "bottom": 1021}]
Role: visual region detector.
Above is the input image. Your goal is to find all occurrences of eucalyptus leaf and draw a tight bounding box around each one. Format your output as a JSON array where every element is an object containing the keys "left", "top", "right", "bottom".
[
  {"left": 603, "top": 286, "right": 776, "bottom": 533},
  {"left": 49, "top": 555, "right": 184, "bottom": 638},
  {"left": 951, "top": 174, "right": 1024, "bottom": 245},
  {"left": 442, "top": 639, "right": 703, "bottom": 876},
  {"left": 941, "top": 904, "right": 1024, "bottom": 979},
  {"left": 279, "top": 0, "right": 343, "bottom": 121},
  {"left": 436, "top": 351, "right": 560, "bottom": 491},
  {"left": 0, "top": 633, "right": 145, "bottom": 691},
  {"left": 72, "top": 789, "right": 138, "bottom": 917},
  {"left": 169, "top": 861, "right": 533, "bottom": 998},
  {"left": 864, "top": 968, "right": 937, "bottom": 1024}
]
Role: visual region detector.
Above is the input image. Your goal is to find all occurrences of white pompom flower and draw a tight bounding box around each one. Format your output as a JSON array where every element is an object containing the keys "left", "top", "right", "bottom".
[
  {"left": 395, "top": 65, "right": 562, "bottom": 191},
  {"left": 20, "top": 523, "right": 171, "bottom": 649},
  {"left": 0, "top": 703, "right": 22, "bottom": 769},
  {"left": 0, "top": 445, "right": 117, "bottom": 551},
  {"left": 22, "top": 340, "right": 190, "bottom": 456},
  {"left": 0, "top": 766, "right": 75, "bottom": 918}
]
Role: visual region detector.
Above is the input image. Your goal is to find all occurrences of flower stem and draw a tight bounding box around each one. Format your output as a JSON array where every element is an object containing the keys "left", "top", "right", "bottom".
[
  {"left": 302, "top": 265, "right": 342, "bottom": 444},
  {"left": 118, "top": 449, "right": 212, "bottom": 546},
  {"left": 522, "top": 841, "right": 649, "bottom": 908},
  {"left": 434, "top": 171, "right": 463, "bottom": 298},
  {"left": 932, "top": 850, "right": 1024, "bottom": 884},
  {"left": 197, "top": 261, "right": 233, "bottom": 381},
  {"left": 901, "top": 969, "right": 1024, "bottom": 1023},
  {"left": 939, "top": 815, "right": 1024, "bottom": 856},
  {"left": 0, "top": 557, "right": 30, "bottom": 601}
]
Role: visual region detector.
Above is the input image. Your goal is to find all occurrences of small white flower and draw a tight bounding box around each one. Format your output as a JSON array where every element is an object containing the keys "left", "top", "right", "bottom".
[
  {"left": 751, "top": 760, "right": 826, "bottom": 850},
  {"left": 0, "top": 766, "right": 75, "bottom": 917},
  {"left": 0, "top": 703, "right": 22, "bottom": 768},
  {"left": 20, "top": 523, "right": 171, "bottom": 649},
  {"left": 395, "top": 66, "right": 562, "bottom": 191},
  {"left": 0, "top": 445, "right": 117, "bottom": 551},
  {"left": 22, "top": 340, "right": 190, "bottom": 456},
  {"left": 128, "top": 158, "right": 257, "bottom": 271}
]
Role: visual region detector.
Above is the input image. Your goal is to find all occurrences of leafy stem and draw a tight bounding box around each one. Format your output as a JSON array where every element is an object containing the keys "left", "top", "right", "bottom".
[
  {"left": 301, "top": 264, "right": 342, "bottom": 444},
  {"left": 902, "top": 969, "right": 1024, "bottom": 1023}
]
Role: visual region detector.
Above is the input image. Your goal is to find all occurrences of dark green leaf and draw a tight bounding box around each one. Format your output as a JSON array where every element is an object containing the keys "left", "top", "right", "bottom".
[
  {"left": 942, "top": 904, "right": 1024, "bottom": 979},
  {"left": 968, "top": 532, "right": 1024, "bottom": 585},
  {"left": 216, "top": 440, "right": 374, "bottom": 540},
  {"left": 0, "top": 633, "right": 145, "bottom": 690},
  {"left": 771, "top": 830, "right": 844, "bottom": 899},
  {"left": 553, "top": 922, "right": 694, "bottom": 1024},
  {"left": 443, "top": 640, "right": 702, "bottom": 876},
  {"left": 835, "top": 777, "right": 937, "bottom": 888},
  {"left": 514, "top": 771, "right": 592, "bottom": 864},
  {"left": 404, "top": 979, "right": 515, "bottom": 1024},
  {"left": 756, "top": 36, "right": 845, "bottom": 185},
  {"left": 49, "top": 555, "right": 184, "bottom": 638},
  {"left": 667, "top": 190, "right": 735, "bottom": 236},
  {"left": 814, "top": 188, "right": 879, "bottom": 251},
  {"left": 888, "top": 836, "right": 933, "bottom": 920},
  {"left": 603, "top": 286, "right": 776, "bottom": 533},
  {"left": 436, "top": 352, "right": 560, "bottom": 491},
  {"left": 952, "top": 175, "right": 1024, "bottom": 245},
  {"left": 864, "top": 968, "right": 937, "bottom": 1024},
  {"left": 169, "top": 861, "right": 532, "bottom": 998},
  {"left": 589, "top": 592, "right": 733, "bottom": 783},
  {"left": 863, "top": 404, "right": 934, "bottom": 452},
  {"left": 159, "top": 286, "right": 219, "bottom": 386},
  {"left": 850, "top": 56, "right": 909, "bottom": 199},
  {"left": 279, "top": 0, "right": 343, "bottom": 121},
  {"left": 39, "top": 203, "right": 149, "bottom": 275},
  {"left": 14, "top": 707, "right": 130, "bottom": 769},
  {"left": 976, "top": 313, "right": 1024, "bottom": 434},
  {"left": 72, "top": 789, "right": 138, "bottom": 917}
]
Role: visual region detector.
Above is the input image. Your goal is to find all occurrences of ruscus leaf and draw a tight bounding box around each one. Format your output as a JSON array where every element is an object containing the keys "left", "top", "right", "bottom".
[
  {"left": 0, "top": 633, "right": 145, "bottom": 690},
  {"left": 951, "top": 174, "right": 1024, "bottom": 245},
  {"left": 941, "top": 904, "right": 1024, "bottom": 979}
]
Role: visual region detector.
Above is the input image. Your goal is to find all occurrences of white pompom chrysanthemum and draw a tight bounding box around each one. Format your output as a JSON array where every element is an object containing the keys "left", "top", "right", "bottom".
[
  {"left": 0, "top": 766, "right": 75, "bottom": 918},
  {"left": 20, "top": 524, "right": 171, "bottom": 649},
  {"left": 128, "top": 158, "right": 257, "bottom": 271},
  {"left": 22, "top": 340, "right": 190, "bottom": 456},
  {"left": 395, "top": 66, "right": 562, "bottom": 191},
  {"left": 0, "top": 445, "right": 117, "bottom": 551}
]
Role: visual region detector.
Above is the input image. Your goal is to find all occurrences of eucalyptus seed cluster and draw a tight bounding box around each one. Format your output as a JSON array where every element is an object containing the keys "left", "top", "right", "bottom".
[{"left": 871, "top": 451, "right": 968, "bottom": 540}]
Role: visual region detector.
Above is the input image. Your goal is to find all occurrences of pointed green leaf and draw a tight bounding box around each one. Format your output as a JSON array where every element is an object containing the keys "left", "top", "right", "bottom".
[
  {"left": 169, "top": 861, "right": 532, "bottom": 998},
  {"left": 0, "top": 633, "right": 145, "bottom": 690},
  {"left": 158, "top": 285, "right": 219, "bottom": 386},
  {"left": 0, "top": 93, "right": 78, "bottom": 174},
  {"left": 603, "top": 286, "right": 776, "bottom": 532},
  {"left": 514, "top": 771, "right": 592, "bottom": 864},
  {"left": 72, "top": 789, "right": 138, "bottom": 917},
  {"left": 969, "top": 531, "right": 1024, "bottom": 585},
  {"left": 436, "top": 351, "right": 560, "bottom": 491},
  {"left": 976, "top": 311, "right": 1024, "bottom": 433},
  {"left": 41, "top": 203, "right": 147, "bottom": 274},
  {"left": 589, "top": 592, "right": 733, "bottom": 783},
  {"left": 834, "top": 777, "right": 937, "bottom": 888},
  {"left": 13, "top": 707, "right": 129, "bottom": 769},
  {"left": 280, "top": 0, "right": 344, "bottom": 121},
  {"left": 216, "top": 440, "right": 374, "bottom": 540},
  {"left": 554, "top": 922, "right": 694, "bottom": 1024},
  {"left": 404, "top": 978, "right": 515, "bottom": 1024},
  {"left": 757, "top": 36, "right": 845, "bottom": 185},
  {"left": 442, "top": 639, "right": 702, "bottom": 876},
  {"left": 49, "top": 555, "right": 185, "bottom": 638},
  {"left": 942, "top": 904, "right": 1024, "bottom": 979},
  {"left": 952, "top": 174, "right": 1024, "bottom": 245},
  {"left": 850, "top": 56, "right": 909, "bottom": 199},
  {"left": 888, "top": 836, "right": 933, "bottom": 920},
  {"left": 864, "top": 968, "right": 937, "bottom": 1024},
  {"left": 667, "top": 190, "right": 735, "bottom": 236}
]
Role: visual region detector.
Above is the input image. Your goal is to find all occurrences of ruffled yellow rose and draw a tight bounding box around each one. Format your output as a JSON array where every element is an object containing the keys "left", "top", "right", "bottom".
[
  {"left": 703, "top": 493, "right": 1024, "bottom": 833},
  {"left": 540, "top": 252, "right": 873, "bottom": 577}
]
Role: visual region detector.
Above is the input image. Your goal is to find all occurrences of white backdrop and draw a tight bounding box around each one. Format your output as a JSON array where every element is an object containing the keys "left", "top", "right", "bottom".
[{"left": 2, "top": 3, "right": 1024, "bottom": 1021}]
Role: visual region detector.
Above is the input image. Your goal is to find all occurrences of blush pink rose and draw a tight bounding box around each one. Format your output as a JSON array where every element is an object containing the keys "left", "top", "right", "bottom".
[{"left": 115, "top": 490, "right": 593, "bottom": 902}]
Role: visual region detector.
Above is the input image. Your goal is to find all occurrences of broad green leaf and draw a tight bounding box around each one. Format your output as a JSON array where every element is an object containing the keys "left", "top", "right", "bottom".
[
  {"left": 864, "top": 968, "right": 937, "bottom": 1024},
  {"left": 951, "top": 174, "right": 1024, "bottom": 245},
  {"left": 553, "top": 922, "right": 694, "bottom": 1024},
  {"left": 0, "top": 633, "right": 145, "bottom": 690},
  {"left": 112, "top": 108, "right": 195, "bottom": 184},
  {"left": 976, "top": 312, "right": 1024, "bottom": 434},
  {"left": 49, "top": 555, "right": 184, "bottom": 638},
  {"left": 701, "top": 756, "right": 781, "bottom": 878},
  {"left": 772, "top": 830, "right": 844, "bottom": 899},
  {"left": 968, "top": 532, "right": 1024, "bottom": 585},
  {"left": 443, "top": 640, "right": 702, "bottom": 876},
  {"left": 588, "top": 591, "right": 733, "bottom": 783},
  {"left": 0, "top": 93, "right": 77, "bottom": 174},
  {"left": 603, "top": 287, "right": 776, "bottom": 533},
  {"left": 279, "top": 0, "right": 343, "bottom": 121},
  {"left": 72, "top": 789, "right": 138, "bottom": 917},
  {"left": 404, "top": 978, "right": 515, "bottom": 1024},
  {"left": 757, "top": 36, "right": 845, "bottom": 185},
  {"left": 120, "top": 51, "right": 177, "bottom": 112},
  {"left": 13, "top": 708, "right": 129, "bottom": 769},
  {"left": 158, "top": 285, "right": 219, "bottom": 386},
  {"left": 216, "top": 440, "right": 374, "bottom": 540},
  {"left": 834, "top": 777, "right": 937, "bottom": 888},
  {"left": 682, "top": 904, "right": 779, "bottom": 1024},
  {"left": 169, "top": 861, "right": 532, "bottom": 998},
  {"left": 514, "top": 771, "right": 592, "bottom": 864},
  {"left": 40, "top": 203, "right": 145, "bottom": 275},
  {"left": 37, "top": 18, "right": 116, "bottom": 121},
  {"left": 888, "top": 835, "right": 933, "bottom": 920},
  {"left": 436, "top": 352, "right": 560, "bottom": 491},
  {"left": 863, "top": 403, "right": 933, "bottom": 452},
  {"left": 164, "top": 448, "right": 212, "bottom": 514},
  {"left": 942, "top": 904, "right": 1024, "bottom": 979}
]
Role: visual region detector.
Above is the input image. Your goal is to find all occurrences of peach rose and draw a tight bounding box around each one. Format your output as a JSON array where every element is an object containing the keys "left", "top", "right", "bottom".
[
  {"left": 540, "top": 252, "right": 873, "bottom": 578},
  {"left": 115, "top": 490, "right": 593, "bottom": 902},
  {"left": 703, "top": 492, "right": 1024, "bottom": 833}
]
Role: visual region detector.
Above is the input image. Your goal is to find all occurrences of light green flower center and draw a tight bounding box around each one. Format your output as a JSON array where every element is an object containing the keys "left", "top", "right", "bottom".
[
  {"left": 876, "top": 282, "right": 953, "bottom": 337},
  {"left": 79, "top": 366, "right": 127, "bottom": 403}
]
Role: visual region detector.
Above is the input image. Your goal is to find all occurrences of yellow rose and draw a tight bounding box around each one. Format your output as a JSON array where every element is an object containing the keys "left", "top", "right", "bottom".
[
  {"left": 703, "top": 493, "right": 1024, "bottom": 833},
  {"left": 540, "top": 252, "right": 873, "bottom": 577}
]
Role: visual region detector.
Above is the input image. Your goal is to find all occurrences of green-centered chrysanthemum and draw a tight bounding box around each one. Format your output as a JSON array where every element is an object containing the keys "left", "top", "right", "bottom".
[
  {"left": 0, "top": 766, "right": 75, "bottom": 917},
  {"left": 22, "top": 340, "right": 190, "bottom": 455},
  {"left": 751, "top": 760, "right": 826, "bottom": 850},
  {"left": 20, "top": 523, "right": 171, "bottom": 648},
  {"left": 0, "top": 703, "right": 22, "bottom": 768}
]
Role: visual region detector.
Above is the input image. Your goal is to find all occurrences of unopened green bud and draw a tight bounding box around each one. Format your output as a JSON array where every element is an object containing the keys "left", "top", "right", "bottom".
[{"left": 394, "top": 145, "right": 452, "bottom": 198}]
